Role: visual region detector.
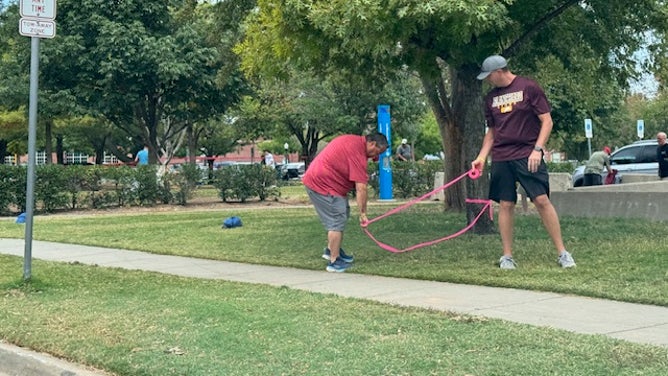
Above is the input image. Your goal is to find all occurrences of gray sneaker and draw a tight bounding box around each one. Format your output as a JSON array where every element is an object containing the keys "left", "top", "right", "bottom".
[
  {"left": 499, "top": 256, "right": 517, "bottom": 270},
  {"left": 558, "top": 251, "right": 576, "bottom": 268}
]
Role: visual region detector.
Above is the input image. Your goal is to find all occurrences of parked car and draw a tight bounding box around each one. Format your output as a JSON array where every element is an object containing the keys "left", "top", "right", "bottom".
[
  {"left": 571, "top": 140, "right": 658, "bottom": 186},
  {"left": 279, "top": 162, "right": 305, "bottom": 180}
]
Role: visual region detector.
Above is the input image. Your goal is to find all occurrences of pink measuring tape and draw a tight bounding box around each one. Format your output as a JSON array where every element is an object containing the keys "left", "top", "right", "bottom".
[{"left": 361, "top": 168, "right": 493, "bottom": 253}]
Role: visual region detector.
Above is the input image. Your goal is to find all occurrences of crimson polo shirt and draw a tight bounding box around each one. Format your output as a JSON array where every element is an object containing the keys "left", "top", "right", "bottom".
[{"left": 302, "top": 135, "right": 369, "bottom": 197}]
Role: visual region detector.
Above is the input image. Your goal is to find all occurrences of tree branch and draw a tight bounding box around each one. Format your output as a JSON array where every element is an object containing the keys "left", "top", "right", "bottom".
[{"left": 504, "top": 0, "right": 581, "bottom": 57}]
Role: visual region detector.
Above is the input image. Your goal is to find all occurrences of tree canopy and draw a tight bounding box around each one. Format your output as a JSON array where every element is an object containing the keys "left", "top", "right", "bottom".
[{"left": 237, "top": 0, "right": 668, "bottom": 216}]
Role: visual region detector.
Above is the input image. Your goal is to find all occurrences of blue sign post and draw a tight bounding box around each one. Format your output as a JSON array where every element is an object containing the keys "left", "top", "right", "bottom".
[{"left": 377, "top": 105, "right": 393, "bottom": 200}]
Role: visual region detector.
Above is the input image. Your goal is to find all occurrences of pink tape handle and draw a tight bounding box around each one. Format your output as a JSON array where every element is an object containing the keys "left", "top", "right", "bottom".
[{"left": 362, "top": 168, "right": 493, "bottom": 253}]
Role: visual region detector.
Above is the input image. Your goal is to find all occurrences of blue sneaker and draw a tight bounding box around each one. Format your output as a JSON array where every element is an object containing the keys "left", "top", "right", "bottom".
[
  {"left": 322, "top": 248, "right": 354, "bottom": 263},
  {"left": 326, "top": 258, "right": 352, "bottom": 273}
]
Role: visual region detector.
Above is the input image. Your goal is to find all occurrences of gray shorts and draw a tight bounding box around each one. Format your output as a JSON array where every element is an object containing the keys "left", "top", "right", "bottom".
[{"left": 305, "top": 187, "right": 350, "bottom": 232}]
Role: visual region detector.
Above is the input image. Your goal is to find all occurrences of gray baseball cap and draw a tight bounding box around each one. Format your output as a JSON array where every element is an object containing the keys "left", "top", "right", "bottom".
[{"left": 477, "top": 55, "right": 507, "bottom": 80}]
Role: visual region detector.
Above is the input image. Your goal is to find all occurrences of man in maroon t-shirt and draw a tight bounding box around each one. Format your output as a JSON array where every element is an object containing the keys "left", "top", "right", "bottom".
[
  {"left": 471, "top": 55, "right": 575, "bottom": 270},
  {"left": 303, "top": 132, "right": 388, "bottom": 272}
]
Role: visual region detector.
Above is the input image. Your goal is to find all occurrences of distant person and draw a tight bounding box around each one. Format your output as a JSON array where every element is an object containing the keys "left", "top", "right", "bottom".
[
  {"left": 583, "top": 146, "right": 613, "bottom": 186},
  {"left": 262, "top": 150, "right": 275, "bottom": 168},
  {"left": 395, "top": 138, "right": 413, "bottom": 161},
  {"left": 135, "top": 145, "right": 149, "bottom": 165},
  {"left": 302, "top": 132, "right": 388, "bottom": 272},
  {"left": 472, "top": 54, "right": 575, "bottom": 270},
  {"left": 658, "top": 132, "right": 668, "bottom": 179}
]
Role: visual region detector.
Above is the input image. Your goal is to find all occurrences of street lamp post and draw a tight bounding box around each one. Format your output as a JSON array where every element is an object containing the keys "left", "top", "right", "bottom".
[{"left": 284, "top": 143, "right": 289, "bottom": 164}]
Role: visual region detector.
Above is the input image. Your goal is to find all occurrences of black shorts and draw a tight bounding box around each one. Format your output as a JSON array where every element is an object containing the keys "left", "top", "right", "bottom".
[{"left": 489, "top": 158, "right": 550, "bottom": 203}]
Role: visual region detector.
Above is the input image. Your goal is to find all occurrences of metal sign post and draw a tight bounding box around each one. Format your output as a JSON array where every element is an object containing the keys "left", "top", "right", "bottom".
[
  {"left": 19, "top": 0, "right": 57, "bottom": 280},
  {"left": 584, "top": 118, "right": 593, "bottom": 159}
]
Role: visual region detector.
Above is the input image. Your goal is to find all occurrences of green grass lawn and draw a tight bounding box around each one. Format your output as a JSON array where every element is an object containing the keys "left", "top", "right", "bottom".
[
  {"left": 1, "top": 256, "right": 666, "bottom": 376},
  {"left": 1, "top": 188, "right": 667, "bottom": 375},
  {"left": 1, "top": 202, "right": 665, "bottom": 306}
]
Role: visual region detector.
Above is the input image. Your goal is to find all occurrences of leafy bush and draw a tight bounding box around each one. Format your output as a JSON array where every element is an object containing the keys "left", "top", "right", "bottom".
[
  {"left": 546, "top": 161, "right": 577, "bottom": 173},
  {"left": 211, "top": 164, "right": 280, "bottom": 203},
  {"left": 367, "top": 160, "right": 443, "bottom": 198},
  {"left": 251, "top": 165, "right": 280, "bottom": 201},
  {"left": 106, "top": 166, "right": 138, "bottom": 207},
  {"left": 133, "top": 165, "right": 162, "bottom": 206},
  {"left": 169, "top": 163, "right": 201, "bottom": 205},
  {"left": 211, "top": 167, "right": 235, "bottom": 202},
  {"left": 35, "top": 165, "right": 69, "bottom": 212},
  {"left": 0, "top": 165, "right": 19, "bottom": 215},
  {"left": 61, "top": 166, "right": 89, "bottom": 209},
  {"left": 84, "top": 166, "right": 117, "bottom": 209}
]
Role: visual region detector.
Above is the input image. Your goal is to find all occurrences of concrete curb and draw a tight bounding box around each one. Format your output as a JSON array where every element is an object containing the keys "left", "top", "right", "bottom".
[{"left": 0, "top": 341, "right": 109, "bottom": 376}]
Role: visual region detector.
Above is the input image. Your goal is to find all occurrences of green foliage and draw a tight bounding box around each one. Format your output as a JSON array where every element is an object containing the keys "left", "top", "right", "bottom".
[
  {"left": 211, "top": 166, "right": 235, "bottom": 202},
  {"left": 167, "top": 163, "right": 202, "bottom": 206},
  {"left": 0, "top": 165, "right": 213, "bottom": 214},
  {"left": 546, "top": 161, "right": 578, "bottom": 173},
  {"left": 0, "top": 110, "right": 27, "bottom": 157},
  {"left": 414, "top": 112, "right": 443, "bottom": 160},
  {"left": 0, "top": 165, "right": 22, "bottom": 215},
  {"left": 212, "top": 164, "right": 280, "bottom": 203},
  {"left": 35, "top": 165, "right": 69, "bottom": 213},
  {"left": 367, "top": 160, "right": 443, "bottom": 199},
  {"left": 102, "top": 166, "right": 139, "bottom": 207},
  {"left": 238, "top": 0, "right": 668, "bottom": 208},
  {"left": 133, "top": 166, "right": 163, "bottom": 206},
  {"left": 60, "top": 166, "right": 89, "bottom": 210}
]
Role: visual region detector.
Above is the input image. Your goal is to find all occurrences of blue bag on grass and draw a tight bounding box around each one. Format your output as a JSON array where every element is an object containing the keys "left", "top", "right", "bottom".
[{"left": 222, "top": 216, "right": 242, "bottom": 229}]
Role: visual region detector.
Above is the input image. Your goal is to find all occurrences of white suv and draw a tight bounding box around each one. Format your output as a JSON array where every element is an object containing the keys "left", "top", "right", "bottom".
[{"left": 571, "top": 140, "right": 659, "bottom": 187}]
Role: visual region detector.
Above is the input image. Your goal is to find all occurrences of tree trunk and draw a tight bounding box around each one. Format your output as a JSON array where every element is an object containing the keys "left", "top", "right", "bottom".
[
  {"left": 94, "top": 135, "right": 107, "bottom": 165},
  {"left": 451, "top": 64, "right": 495, "bottom": 234},
  {"left": 187, "top": 123, "right": 197, "bottom": 165},
  {"left": 44, "top": 120, "right": 53, "bottom": 164},
  {"left": 420, "top": 64, "right": 495, "bottom": 234},
  {"left": 419, "top": 73, "right": 464, "bottom": 210},
  {"left": 55, "top": 135, "right": 64, "bottom": 165},
  {"left": 0, "top": 140, "right": 7, "bottom": 163}
]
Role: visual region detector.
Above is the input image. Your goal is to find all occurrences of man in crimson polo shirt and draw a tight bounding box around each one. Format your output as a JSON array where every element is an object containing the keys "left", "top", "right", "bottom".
[{"left": 303, "top": 132, "right": 388, "bottom": 272}]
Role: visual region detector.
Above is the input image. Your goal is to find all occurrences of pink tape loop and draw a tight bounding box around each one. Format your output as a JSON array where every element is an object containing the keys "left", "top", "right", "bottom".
[{"left": 362, "top": 170, "right": 493, "bottom": 253}]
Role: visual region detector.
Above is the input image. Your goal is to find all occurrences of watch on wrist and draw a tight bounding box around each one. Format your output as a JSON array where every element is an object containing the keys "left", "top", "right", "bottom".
[{"left": 533, "top": 146, "right": 543, "bottom": 152}]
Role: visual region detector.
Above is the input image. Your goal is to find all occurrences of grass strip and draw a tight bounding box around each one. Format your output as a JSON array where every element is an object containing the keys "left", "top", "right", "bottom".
[{"left": 1, "top": 256, "right": 666, "bottom": 376}]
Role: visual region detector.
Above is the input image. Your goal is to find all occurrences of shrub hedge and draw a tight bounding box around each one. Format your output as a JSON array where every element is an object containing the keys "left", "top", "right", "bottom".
[
  {"left": 0, "top": 164, "right": 280, "bottom": 216},
  {"left": 1, "top": 159, "right": 573, "bottom": 216}
]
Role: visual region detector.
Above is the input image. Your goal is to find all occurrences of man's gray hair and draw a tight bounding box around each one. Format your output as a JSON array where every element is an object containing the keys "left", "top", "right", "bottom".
[{"left": 366, "top": 132, "right": 389, "bottom": 149}]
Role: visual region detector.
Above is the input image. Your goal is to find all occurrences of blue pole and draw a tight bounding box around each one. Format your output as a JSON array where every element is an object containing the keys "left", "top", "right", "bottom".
[{"left": 377, "top": 105, "right": 393, "bottom": 200}]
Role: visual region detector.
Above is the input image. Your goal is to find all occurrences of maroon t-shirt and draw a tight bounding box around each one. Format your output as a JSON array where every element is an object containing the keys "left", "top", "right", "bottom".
[
  {"left": 302, "top": 135, "right": 369, "bottom": 197},
  {"left": 483, "top": 76, "right": 551, "bottom": 161}
]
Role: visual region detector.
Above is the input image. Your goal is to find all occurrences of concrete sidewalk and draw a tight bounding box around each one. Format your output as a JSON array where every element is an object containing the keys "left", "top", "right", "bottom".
[{"left": 1, "top": 238, "right": 667, "bottom": 375}]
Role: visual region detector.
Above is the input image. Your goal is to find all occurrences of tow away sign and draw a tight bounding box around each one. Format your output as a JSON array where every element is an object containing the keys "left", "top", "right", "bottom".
[{"left": 19, "top": 18, "right": 56, "bottom": 38}]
